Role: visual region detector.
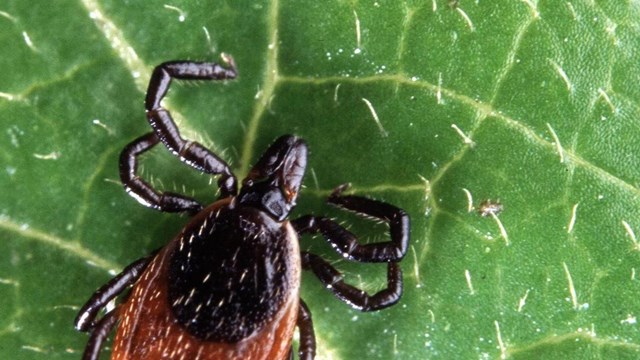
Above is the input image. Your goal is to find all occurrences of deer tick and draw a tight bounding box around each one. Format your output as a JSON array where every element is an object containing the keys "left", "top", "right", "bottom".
[{"left": 74, "top": 55, "right": 410, "bottom": 360}]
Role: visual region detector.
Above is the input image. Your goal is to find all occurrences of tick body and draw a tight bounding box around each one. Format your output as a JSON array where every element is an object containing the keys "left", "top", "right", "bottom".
[{"left": 75, "top": 56, "right": 410, "bottom": 360}]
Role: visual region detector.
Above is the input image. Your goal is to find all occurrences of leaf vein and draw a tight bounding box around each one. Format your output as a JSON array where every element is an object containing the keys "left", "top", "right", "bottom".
[
  {"left": 80, "top": 0, "right": 149, "bottom": 92},
  {"left": 238, "top": 0, "right": 280, "bottom": 177},
  {"left": 0, "top": 216, "right": 119, "bottom": 272},
  {"left": 281, "top": 74, "right": 640, "bottom": 198}
]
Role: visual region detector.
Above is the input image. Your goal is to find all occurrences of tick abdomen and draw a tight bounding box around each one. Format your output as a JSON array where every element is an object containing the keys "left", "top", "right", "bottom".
[
  {"left": 168, "top": 200, "right": 301, "bottom": 342},
  {"left": 111, "top": 198, "right": 300, "bottom": 360}
]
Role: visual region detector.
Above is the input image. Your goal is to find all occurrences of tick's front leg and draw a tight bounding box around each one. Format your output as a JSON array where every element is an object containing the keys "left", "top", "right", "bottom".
[
  {"left": 293, "top": 184, "right": 409, "bottom": 262},
  {"left": 301, "top": 252, "right": 403, "bottom": 311},
  {"left": 119, "top": 132, "right": 204, "bottom": 213},
  {"left": 143, "top": 57, "right": 238, "bottom": 197}
]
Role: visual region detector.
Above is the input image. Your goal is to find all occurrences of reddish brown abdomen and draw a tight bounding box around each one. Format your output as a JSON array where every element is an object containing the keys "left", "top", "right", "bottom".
[{"left": 111, "top": 200, "right": 301, "bottom": 360}]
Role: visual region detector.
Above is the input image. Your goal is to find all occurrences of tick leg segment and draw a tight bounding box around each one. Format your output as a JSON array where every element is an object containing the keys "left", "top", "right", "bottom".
[
  {"left": 81, "top": 310, "right": 117, "bottom": 360},
  {"left": 293, "top": 184, "right": 409, "bottom": 262},
  {"left": 302, "top": 252, "right": 403, "bottom": 311},
  {"left": 145, "top": 58, "right": 238, "bottom": 110},
  {"left": 144, "top": 59, "right": 238, "bottom": 197},
  {"left": 298, "top": 299, "right": 316, "bottom": 360},
  {"left": 119, "top": 132, "right": 204, "bottom": 214},
  {"left": 75, "top": 255, "right": 152, "bottom": 332}
]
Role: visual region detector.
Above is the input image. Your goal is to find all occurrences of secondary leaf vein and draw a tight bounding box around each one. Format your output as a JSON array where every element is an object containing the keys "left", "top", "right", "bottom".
[{"left": 0, "top": 216, "right": 119, "bottom": 272}]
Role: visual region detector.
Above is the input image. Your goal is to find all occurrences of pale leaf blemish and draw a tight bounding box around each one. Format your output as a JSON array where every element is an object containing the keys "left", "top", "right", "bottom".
[
  {"left": 411, "top": 245, "right": 421, "bottom": 286},
  {"left": 521, "top": 0, "right": 540, "bottom": 18},
  {"left": 428, "top": 309, "right": 435, "bottom": 323},
  {"left": 0, "top": 92, "right": 22, "bottom": 101},
  {"left": 0, "top": 277, "right": 19, "bottom": 286},
  {"left": 353, "top": 10, "right": 362, "bottom": 52},
  {"left": 562, "top": 262, "right": 579, "bottom": 310},
  {"left": 33, "top": 152, "right": 61, "bottom": 160},
  {"left": 491, "top": 213, "right": 510, "bottom": 246},
  {"left": 92, "top": 119, "right": 115, "bottom": 135},
  {"left": 632, "top": 268, "right": 636, "bottom": 281},
  {"left": 309, "top": 168, "right": 319, "bottom": 190},
  {"left": 393, "top": 333, "right": 398, "bottom": 355},
  {"left": 163, "top": 4, "right": 186, "bottom": 22},
  {"left": 0, "top": 10, "right": 17, "bottom": 22},
  {"left": 604, "top": 19, "right": 619, "bottom": 45},
  {"left": 22, "top": 31, "right": 38, "bottom": 52},
  {"left": 266, "top": 94, "right": 276, "bottom": 114},
  {"left": 361, "top": 98, "right": 388, "bottom": 137},
  {"left": 418, "top": 175, "right": 431, "bottom": 201},
  {"left": 203, "top": 26, "right": 211, "bottom": 44},
  {"left": 494, "top": 320, "right": 507, "bottom": 359},
  {"left": 103, "top": 178, "right": 122, "bottom": 186},
  {"left": 418, "top": 175, "right": 432, "bottom": 216},
  {"left": 220, "top": 52, "right": 235, "bottom": 69},
  {"left": 548, "top": 59, "right": 574, "bottom": 94},
  {"left": 432, "top": 0, "right": 437, "bottom": 12},
  {"left": 465, "top": 269, "right": 475, "bottom": 295},
  {"left": 7, "top": 126, "right": 24, "bottom": 147},
  {"left": 517, "top": 289, "right": 530, "bottom": 312},
  {"left": 566, "top": 2, "right": 577, "bottom": 20},
  {"left": 268, "top": 32, "right": 277, "bottom": 51},
  {"left": 622, "top": 220, "right": 640, "bottom": 251},
  {"left": 333, "top": 83, "right": 341, "bottom": 103},
  {"left": 456, "top": 7, "right": 475, "bottom": 32},
  {"left": 437, "top": 72, "right": 443, "bottom": 104},
  {"left": 202, "top": 26, "right": 216, "bottom": 53},
  {"left": 620, "top": 314, "right": 637, "bottom": 325},
  {"left": 546, "top": 123, "right": 565, "bottom": 163},
  {"left": 451, "top": 124, "right": 475, "bottom": 146},
  {"left": 567, "top": 203, "right": 578, "bottom": 233},
  {"left": 462, "top": 188, "right": 473, "bottom": 212},
  {"left": 22, "top": 346, "right": 47, "bottom": 354},
  {"left": 597, "top": 88, "right": 616, "bottom": 113}
]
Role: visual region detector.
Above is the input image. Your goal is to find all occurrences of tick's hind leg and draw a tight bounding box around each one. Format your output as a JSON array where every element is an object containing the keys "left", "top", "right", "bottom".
[
  {"left": 287, "top": 299, "right": 315, "bottom": 360},
  {"left": 81, "top": 310, "right": 118, "bottom": 360},
  {"left": 302, "top": 252, "right": 402, "bottom": 311},
  {"left": 293, "top": 184, "right": 410, "bottom": 262},
  {"left": 75, "top": 255, "right": 153, "bottom": 332},
  {"left": 297, "top": 300, "right": 316, "bottom": 360},
  {"left": 144, "top": 58, "right": 238, "bottom": 197}
]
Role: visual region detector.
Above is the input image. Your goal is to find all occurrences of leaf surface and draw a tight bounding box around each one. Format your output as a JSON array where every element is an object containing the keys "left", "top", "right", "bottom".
[{"left": 1, "top": 0, "right": 640, "bottom": 359}]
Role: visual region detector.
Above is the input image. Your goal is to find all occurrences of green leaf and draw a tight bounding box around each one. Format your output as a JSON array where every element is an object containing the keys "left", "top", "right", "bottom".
[{"left": 1, "top": 0, "right": 640, "bottom": 359}]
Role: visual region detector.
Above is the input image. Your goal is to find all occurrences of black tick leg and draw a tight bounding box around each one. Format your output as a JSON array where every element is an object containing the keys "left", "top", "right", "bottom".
[
  {"left": 119, "top": 132, "right": 204, "bottom": 214},
  {"left": 81, "top": 310, "right": 118, "bottom": 360},
  {"left": 293, "top": 184, "right": 410, "bottom": 262},
  {"left": 302, "top": 252, "right": 403, "bottom": 311},
  {"left": 294, "top": 184, "right": 408, "bottom": 311},
  {"left": 297, "top": 299, "right": 316, "bottom": 360},
  {"left": 121, "top": 56, "right": 239, "bottom": 210},
  {"left": 74, "top": 255, "right": 152, "bottom": 332}
]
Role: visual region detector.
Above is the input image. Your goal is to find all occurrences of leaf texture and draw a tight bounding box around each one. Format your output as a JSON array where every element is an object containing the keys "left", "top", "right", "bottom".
[{"left": 1, "top": 1, "right": 639, "bottom": 359}]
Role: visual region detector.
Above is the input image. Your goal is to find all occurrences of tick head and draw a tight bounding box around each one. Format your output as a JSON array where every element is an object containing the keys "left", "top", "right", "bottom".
[{"left": 238, "top": 135, "right": 307, "bottom": 221}]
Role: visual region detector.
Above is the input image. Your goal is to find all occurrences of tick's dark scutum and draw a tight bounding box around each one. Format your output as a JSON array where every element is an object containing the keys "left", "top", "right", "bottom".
[{"left": 167, "top": 205, "right": 292, "bottom": 343}]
